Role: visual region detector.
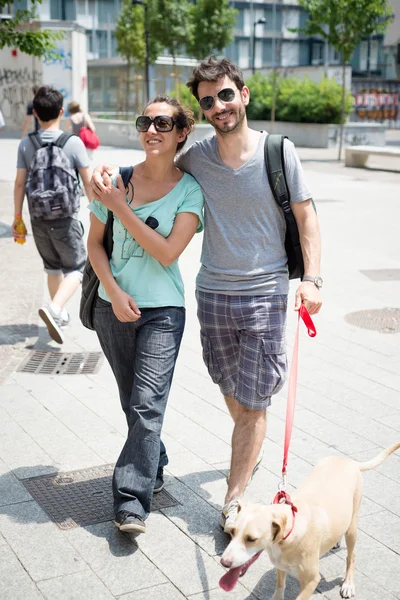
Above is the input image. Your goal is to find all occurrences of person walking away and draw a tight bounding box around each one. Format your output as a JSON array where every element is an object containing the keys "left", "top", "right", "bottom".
[
  {"left": 21, "top": 85, "right": 40, "bottom": 138},
  {"left": 87, "top": 95, "right": 204, "bottom": 535},
  {"left": 13, "top": 86, "right": 93, "bottom": 344},
  {"left": 67, "top": 101, "right": 98, "bottom": 160},
  {"left": 90, "top": 58, "right": 322, "bottom": 534}
]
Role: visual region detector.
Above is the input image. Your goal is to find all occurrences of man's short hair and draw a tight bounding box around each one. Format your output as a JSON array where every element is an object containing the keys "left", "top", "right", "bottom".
[
  {"left": 186, "top": 57, "right": 245, "bottom": 100},
  {"left": 33, "top": 86, "right": 64, "bottom": 122}
]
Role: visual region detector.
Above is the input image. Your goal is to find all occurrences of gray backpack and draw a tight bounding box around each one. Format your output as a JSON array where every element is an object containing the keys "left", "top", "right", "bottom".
[{"left": 26, "top": 132, "right": 81, "bottom": 220}]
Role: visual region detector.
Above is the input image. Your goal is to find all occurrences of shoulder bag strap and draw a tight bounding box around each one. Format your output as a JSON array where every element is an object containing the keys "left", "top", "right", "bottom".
[{"left": 28, "top": 131, "right": 43, "bottom": 152}]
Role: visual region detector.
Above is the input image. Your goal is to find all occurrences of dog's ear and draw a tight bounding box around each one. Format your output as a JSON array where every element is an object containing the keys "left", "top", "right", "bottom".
[{"left": 271, "top": 514, "right": 288, "bottom": 544}]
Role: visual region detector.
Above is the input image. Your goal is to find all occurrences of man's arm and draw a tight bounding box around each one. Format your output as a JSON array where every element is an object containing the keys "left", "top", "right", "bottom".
[
  {"left": 78, "top": 166, "right": 94, "bottom": 201},
  {"left": 291, "top": 199, "right": 322, "bottom": 316},
  {"left": 12, "top": 168, "right": 28, "bottom": 239},
  {"left": 21, "top": 114, "right": 31, "bottom": 139}
]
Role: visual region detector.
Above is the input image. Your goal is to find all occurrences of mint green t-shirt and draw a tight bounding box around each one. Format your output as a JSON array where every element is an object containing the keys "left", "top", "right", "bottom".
[{"left": 88, "top": 171, "right": 204, "bottom": 308}]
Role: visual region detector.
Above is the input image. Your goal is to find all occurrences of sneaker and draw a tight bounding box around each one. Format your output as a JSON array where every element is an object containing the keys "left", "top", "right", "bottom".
[
  {"left": 60, "top": 311, "right": 70, "bottom": 327},
  {"left": 226, "top": 447, "right": 264, "bottom": 487},
  {"left": 220, "top": 499, "right": 240, "bottom": 533},
  {"left": 114, "top": 511, "right": 146, "bottom": 534},
  {"left": 153, "top": 467, "right": 164, "bottom": 493},
  {"left": 38, "top": 304, "right": 64, "bottom": 344}
]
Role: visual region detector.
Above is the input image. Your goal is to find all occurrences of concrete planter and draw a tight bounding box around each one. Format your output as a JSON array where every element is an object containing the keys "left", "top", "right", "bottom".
[{"left": 248, "top": 120, "right": 386, "bottom": 148}]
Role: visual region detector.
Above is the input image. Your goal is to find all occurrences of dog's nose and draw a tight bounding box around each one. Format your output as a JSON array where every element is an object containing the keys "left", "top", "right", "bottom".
[{"left": 221, "top": 556, "right": 233, "bottom": 568}]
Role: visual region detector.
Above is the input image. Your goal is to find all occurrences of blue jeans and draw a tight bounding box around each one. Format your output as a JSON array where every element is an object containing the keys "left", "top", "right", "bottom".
[{"left": 93, "top": 296, "right": 185, "bottom": 520}]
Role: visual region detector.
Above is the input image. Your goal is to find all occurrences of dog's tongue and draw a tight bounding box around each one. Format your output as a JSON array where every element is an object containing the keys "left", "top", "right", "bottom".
[
  {"left": 219, "top": 551, "right": 262, "bottom": 592},
  {"left": 219, "top": 566, "right": 242, "bottom": 591}
]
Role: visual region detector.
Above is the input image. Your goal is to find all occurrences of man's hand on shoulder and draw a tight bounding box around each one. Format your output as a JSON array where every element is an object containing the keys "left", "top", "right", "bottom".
[{"left": 91, "top": 164, "right": 116, "bottom": 201}]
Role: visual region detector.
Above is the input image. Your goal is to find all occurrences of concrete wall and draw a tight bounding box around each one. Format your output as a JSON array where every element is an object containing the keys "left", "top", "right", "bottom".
[
  {"left": 0, "top": 22, "right": 87, "bottom": 131},
  {"left": 249, "top": 120, "right": 386, "bottom": 147}
]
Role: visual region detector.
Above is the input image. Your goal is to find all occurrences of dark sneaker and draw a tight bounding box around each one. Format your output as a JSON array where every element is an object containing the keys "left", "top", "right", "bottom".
[
  {"left": 38, "top": 304, "right": 64, "bottom": 344},
  {"left": 113, "top": 511, "right": 146, "bottom": 534},
  {"left": 153, "top": 467, "right": 164, "bottom": 493}
]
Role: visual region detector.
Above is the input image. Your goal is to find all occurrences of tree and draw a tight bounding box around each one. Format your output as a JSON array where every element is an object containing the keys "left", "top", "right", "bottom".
[
  {"left": 154, "top": 0, "right": 193, "bottom": 96},
  {"left": 295, "top": 0, "right": 393, "bottom": 160},
  {"left": 115, "top": 0, "right": 161, "bottom": 115},
  {"left": 186, "top": 0, "right": 237, "bottom": 60},
  {"left": 0, "top": 0, "right": 61, "bottom": 57}
]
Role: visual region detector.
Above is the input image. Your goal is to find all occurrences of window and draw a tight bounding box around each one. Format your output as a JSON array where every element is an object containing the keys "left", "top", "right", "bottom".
[
  {"left": 370, "top": 40, "right": 378, "bottom": 70},
  {"left": 312, "top": 43, "right": 323, "bottom": 65},
  {"left": 238, "top": 40, "right": 250, "bottom": 69},
  {"left": 360, "top": 40, "right": 368, "bottom": 71}
]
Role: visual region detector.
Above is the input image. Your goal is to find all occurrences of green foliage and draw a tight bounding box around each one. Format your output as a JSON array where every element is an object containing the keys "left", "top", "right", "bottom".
[
  {"left": 115, "top": 0, "right": 161, "bottom": 67},
  {"left": 174, "top": 83, "right": 205, "bottom": 121},
  {"left": 186, "top": 0, "right": 237, "bottom": 60},
  {"left": 0, "top": 0, "right": 62, "bottom": 57},
  {"left": 295, "top": 0, "right": 393, "bottom": 62},
  {"left": 246, "top": 73, "right": 353, "bottom": 124},
  {"left": 154, "top": 0, "right": 193, "bottom": 62}
]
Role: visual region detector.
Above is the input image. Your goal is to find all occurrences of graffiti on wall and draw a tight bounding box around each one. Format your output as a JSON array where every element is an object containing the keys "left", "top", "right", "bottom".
[
  {"left": 0, "top": 67, "right": 42, "bottom": 128},
  {"left": 43, "top": 47, "right": 72, "bottom": 70},
  {"left": 354, "top": 89, "right": 399, "bottom": 121}
]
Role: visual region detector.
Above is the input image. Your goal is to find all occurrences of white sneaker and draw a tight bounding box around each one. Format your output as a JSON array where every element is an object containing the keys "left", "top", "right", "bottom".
[
  {"left": 226, "top": 447, "right": 264, "bottom": 487},
  {"left": 220, "top": 498, "right": 240, "bottom": 533},
  {"left": 38, "top": 304, "right": 64, "bottom": 344}
]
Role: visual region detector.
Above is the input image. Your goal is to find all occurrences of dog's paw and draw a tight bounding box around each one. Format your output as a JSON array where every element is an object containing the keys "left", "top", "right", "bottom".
[{"left": 340, "top": 581, "right": 355, "bottom": 598}]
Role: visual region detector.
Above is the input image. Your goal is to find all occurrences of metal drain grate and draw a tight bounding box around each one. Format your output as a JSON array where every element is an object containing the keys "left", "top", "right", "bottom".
[
  {"left": 21, "top": 464, "right": 180, "bottom": 530},
  {"left": 17, "top": 351, "right": 103, "bottom": 375},
  {"left": 360, "top": 269, "right": 400, "bottom": 282},
  {"left": 345, "top": 308, "right": 400, "bottom": 334}
]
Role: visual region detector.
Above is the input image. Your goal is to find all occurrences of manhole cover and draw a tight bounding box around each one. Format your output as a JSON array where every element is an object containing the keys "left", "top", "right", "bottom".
[
  {"left": 17, "top": 351, "right": 103, "bottom": 375},
  {"left": 345, "top": 308, "right": 400, "bottom": 333},
  {"left": 21, "top": 464, "right": 180, "bottom": 529},
  {"left": 360, "top": 269, "right": 400, "bottom": 282}
]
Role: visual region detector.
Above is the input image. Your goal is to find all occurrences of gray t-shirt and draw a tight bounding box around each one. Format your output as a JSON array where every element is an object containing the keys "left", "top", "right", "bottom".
[
  {"left": 17, "top": 129, "right": 90, "bottom": 220},
  {"left": 176, "top": 132, "right": 312, "bottom": 295}
]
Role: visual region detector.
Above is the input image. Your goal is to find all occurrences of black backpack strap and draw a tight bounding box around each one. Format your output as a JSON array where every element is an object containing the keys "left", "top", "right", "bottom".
[
  {"left": 265, "top": 134, "right": 304, "bottom": 280},
  {"left": 55, "top": 132, "right": 76, "bottom": 148},
  {"left": 119, "top": 166, "right": 134, "bottom": 188},
  {"left": 28, "top": 131, "right": 43, "bottom": 152}
]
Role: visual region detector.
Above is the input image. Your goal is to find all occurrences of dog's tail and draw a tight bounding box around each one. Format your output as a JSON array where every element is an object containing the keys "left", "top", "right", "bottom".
[{"left": 358, "top": 442, "right": 400, "bottom": 472}]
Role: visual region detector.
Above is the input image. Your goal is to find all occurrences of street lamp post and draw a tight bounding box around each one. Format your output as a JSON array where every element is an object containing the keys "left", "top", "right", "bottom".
[
  {"left": 131, "top": 0, "right": 150, "bottom": 104},
  {"left": 252, "top": 17, "right": 266, "bottom": 75}
]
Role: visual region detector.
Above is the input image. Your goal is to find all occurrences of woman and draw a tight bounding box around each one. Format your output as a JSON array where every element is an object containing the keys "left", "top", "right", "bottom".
[
  {"left": 87, "top": 95, "right": 203, "bottom": 535},
  {"left": 67, "top": 101, "right": 97, "bottom": 159}
]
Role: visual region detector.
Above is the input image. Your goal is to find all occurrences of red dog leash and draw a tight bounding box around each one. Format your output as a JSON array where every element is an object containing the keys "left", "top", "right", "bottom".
[{"left": 273, "top": 305, "right": 317, "bottom": 539}]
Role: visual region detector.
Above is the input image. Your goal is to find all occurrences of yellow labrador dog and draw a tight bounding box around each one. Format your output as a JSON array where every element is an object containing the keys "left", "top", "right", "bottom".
[{"left": 220, "top": 443, "right": 400, "bottom": 599}]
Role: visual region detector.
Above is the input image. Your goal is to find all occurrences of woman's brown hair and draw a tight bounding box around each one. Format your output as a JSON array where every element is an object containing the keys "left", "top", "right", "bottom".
[{"left": 144, "top": 95, "right": 195, "bottom": 153}]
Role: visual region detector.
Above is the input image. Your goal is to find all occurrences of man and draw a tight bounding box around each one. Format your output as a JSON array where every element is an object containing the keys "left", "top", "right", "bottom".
[
  {"left": 21, "top": 85, "right": 40, "bottom": 138},
  {"left": 91, "top": 57, "right": 322, "bottom": 532},
  {"left": 13, "top": 86, "right": 93, "bottom": 344}
]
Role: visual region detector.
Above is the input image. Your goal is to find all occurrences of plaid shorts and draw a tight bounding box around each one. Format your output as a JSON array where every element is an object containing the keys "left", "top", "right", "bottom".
[
  {"left": 196, "top": 291, "right": 288, "bottom": 410},
  {"left": 31, "top": 217, "right": 86, "bottom": 277}
]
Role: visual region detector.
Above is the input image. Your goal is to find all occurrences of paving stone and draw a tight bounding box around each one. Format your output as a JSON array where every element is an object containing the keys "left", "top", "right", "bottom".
[
  {"left": 0, "top": 501, "right": 86, "bottom": 581},
  {"left": 319, "top": 569, "right": 399, "bottom": 600},
  {"left": 188, "top": 586, "right": 259, "bottom": 599},
  {"left": 361, "top": 470, "right": 400, "bottom": 516},
  {"left": 376, "top": 410, "right": 400, "bottom": 431},
  {"left": 0, "top": 459, "right": 32, "bottom": 506},
  {"left": 358, "top": 509, "right": 400, "bottom": 555},
  {"left": 0, "top": 543, "right": 45, "bottom": 600},
  {"left": 351, "top": 530, "right": 400, "bottom": 597},
  {"left": 0, "top": 419, "right": 53, "bottom": 472},
  {"left": 118, "top": 582, "right": 186, "bottom": 599},
  {"left": 351, "top": 447, "right": 400, "bottom": 484},
  {"left": 37, "top": 570, "right": 115, "bottom": 599},
  {"left": 65, "top": 521, "right": 166, "bottom": 596},
  {"left": 138, "top": 511, "right": 226, "bottom": 596}
]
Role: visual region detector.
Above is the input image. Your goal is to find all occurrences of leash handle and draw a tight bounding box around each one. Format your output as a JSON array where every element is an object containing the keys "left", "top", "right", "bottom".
[{"left": 282, "top": 305, "right": 316, "bottom": 476}]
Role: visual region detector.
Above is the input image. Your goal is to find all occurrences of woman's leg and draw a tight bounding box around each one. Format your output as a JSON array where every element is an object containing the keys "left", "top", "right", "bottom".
[{"left": 112, "top": 306, "right": 185, "bottom": 520}]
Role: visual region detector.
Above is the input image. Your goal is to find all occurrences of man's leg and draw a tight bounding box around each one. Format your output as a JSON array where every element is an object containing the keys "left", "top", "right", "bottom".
[
  {"left": 48, "top": 273, "right": 63, "bottom": 299},
  {"left": 224, "top": 394, "right": 239, "bottom": 423},
  {"left": 51, "top": 272, "right": 81, "bottom": 310},
  {"left": 225, "top": 405, "right": 266, "bottom": 504}
]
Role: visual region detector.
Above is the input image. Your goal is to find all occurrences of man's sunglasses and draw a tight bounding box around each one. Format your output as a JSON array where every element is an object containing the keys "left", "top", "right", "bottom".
[
  {"left": 136, "top": 115, "right": 175, "bottom": 133},
  {"left": 199, "top": 88, "right": 236, "bottom": 111}
]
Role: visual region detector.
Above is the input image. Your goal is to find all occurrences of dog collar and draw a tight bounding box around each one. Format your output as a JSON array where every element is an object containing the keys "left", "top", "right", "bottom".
[{"left": 272, "top": 490, "right": 298, "bottom": 541}]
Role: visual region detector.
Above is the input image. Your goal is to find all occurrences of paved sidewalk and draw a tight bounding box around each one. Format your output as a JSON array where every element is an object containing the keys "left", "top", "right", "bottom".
[{"left": 0, "top": 139, "right": 400, "bottom": 600}]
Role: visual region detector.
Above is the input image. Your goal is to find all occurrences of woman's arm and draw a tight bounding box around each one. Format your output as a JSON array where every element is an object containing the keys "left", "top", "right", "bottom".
[
  {"left": 85, "top": 112, "right": 96, "bottom": 132},
  {"left": 96, "top": 175, "right": 200, "bottom": 266},
  {"left": 87, "top": 213, "right": 141, "bottom": 322}
]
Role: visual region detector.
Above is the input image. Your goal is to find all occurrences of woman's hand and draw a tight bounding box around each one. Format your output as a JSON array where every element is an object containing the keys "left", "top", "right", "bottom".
[
  {"left": 95, "top": 175, "right": 127, "bottom": 214},
  {"left": 91, "top": 164, "right": 115, "bottom": 201},
  {"left": 109, "top": 288, "right": 141, "bottom": 322}
]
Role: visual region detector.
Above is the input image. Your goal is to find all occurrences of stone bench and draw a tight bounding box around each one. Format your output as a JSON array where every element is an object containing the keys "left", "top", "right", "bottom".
[{"left": 345, "top": 145, "right": 400, "bottom": 168}]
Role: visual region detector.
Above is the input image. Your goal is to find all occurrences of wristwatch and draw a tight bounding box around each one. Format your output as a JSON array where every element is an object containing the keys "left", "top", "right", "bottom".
[{"left": 302, "top": 275, "right": 323, "bottom": 289}]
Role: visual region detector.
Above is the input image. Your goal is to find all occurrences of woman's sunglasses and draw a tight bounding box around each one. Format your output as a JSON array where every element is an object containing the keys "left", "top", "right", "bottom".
[
  {"left": 136, "top": 115, "right": 175, "bottom": 133},
  {"left": 199, "top": 88, "right": 236, "bottom": 111}
]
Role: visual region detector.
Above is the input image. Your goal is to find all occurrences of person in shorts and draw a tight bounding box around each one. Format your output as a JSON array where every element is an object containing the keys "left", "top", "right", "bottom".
[
  {"left": 91, "top": 58, "right": 322, "bottom": 533},
  {"left": 13, "top": 86, "right": 93, "bottom": 344}
]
